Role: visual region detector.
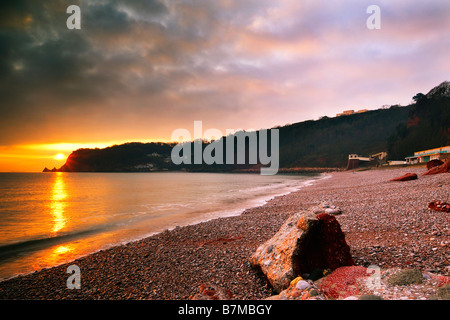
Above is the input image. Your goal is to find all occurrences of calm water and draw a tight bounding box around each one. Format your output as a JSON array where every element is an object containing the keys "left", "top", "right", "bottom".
[{"left": 0, "top": 172, "right": 321, "bottom": 280}]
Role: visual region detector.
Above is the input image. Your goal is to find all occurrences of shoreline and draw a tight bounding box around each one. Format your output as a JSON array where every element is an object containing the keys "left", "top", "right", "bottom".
[{"left": 0, "top": 167, "right": 448, "bottom": 299}]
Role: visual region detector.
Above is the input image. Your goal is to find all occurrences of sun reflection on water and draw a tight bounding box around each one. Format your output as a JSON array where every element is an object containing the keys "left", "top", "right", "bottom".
[{"left": 50, "top": 173, "right": 67, "bottom": 233}]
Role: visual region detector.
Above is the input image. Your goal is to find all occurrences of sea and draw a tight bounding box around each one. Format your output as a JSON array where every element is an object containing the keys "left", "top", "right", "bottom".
[{"left": 0, "top": 171, "right": 322, "bottom": 281}]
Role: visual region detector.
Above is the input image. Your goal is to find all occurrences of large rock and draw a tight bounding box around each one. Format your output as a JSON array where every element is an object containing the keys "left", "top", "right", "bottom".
[
  {"left": 427, "top": 159, "right": 444, "bottom": 170},
  {"left": 423, "top": 158, "right": 450, "bottom": 175},
  {"left": 250, "top": 211, "right": 354, "bottom": 293}
]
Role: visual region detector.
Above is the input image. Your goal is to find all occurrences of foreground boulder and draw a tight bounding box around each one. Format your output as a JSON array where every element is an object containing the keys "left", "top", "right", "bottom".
[
  {"left": 390, "top": 173, "right": 418, "bottom": 181},
  {"left": 250, "top": 211, "right": 354, "bottom": 293}
]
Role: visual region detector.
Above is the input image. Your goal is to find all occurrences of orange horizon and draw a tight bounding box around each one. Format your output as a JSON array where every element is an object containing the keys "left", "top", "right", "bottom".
[{"left": 0, "top": 139, "right": 173, "bottom": 172}]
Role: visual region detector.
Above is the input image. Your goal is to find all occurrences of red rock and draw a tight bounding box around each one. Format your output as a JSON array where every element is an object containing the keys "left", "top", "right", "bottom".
[
  {"left": 427, "top": 159, "right": 444, "bottom": 170},
  {"left": 320, "top": 266, "right": 368, "bottom": 299},
  {"left": 428, "top": 201, "right": 450, "bottom": 213},
  {"left": 390, "top": 173, "right": 418, "bottom": 181},
  {"left": 430, "top": 274, "right": 450, "bottom": 287},
  {"left": 190, "top": 283, "right": 233, "bottom": 300},
  {"left": 423, "top": 158, "right": 450, "bottom": 175}
]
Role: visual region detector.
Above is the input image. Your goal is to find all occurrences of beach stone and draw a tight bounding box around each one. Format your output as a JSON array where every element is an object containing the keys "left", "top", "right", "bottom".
[
  {"left": 423, "top": 158, "right": 450, "bottom": 175},
  {"left": 273, "top": 277, "right": 325, "bottom": 300},
  {"left": 190, "top": 283, "right": 233, "bottom": 300},
  {"left": 325, "top": 208, "right": 342, "bottom": 215},
  {"left": 437, "top": 284, "right": 450, "bottom": 300},
  {"left": 295, "top": 280, "right": 311, "bottom": 290},
  {"left": 428, "top": 200, "right": 450, "bottom": 213},
  {"left": 429, "top": 273, "right": 450, "bottom": 287},
  {"left": 309, "top": 203, "right": 342, "bottom": 215},
  {"left": 250, "top": 211, "right": 354, "bottom": 293},
  {"left": 386, "top": 268, "right": 424, "bottom": 286},
  {"left": 390, "top": 173, "right": 418, "bottom": 182},
  {"left": 427, "top": 159, "right": 443, "bottom": 170}
]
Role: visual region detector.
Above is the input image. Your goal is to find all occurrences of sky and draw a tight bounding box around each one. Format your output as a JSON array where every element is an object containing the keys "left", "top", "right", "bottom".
[{"left": 1, "top": 0, "right": 449, "bottom": 171}]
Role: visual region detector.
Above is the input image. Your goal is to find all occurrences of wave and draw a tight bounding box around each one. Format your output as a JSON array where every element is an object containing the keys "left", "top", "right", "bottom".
[{"left": 0, "top": 226, "right": 107, "bottom": 261}]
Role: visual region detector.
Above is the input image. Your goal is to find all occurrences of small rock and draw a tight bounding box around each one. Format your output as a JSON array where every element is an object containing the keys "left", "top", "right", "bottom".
[
  {"left": 295, "top": 280, "right": 311, "bottom": 291},
  {"left": 310, "top": 203, "right": 342, "bottom": 215},
  {"left": 325, "top": 208, "right": 342, "bottom": 215},
  {"left": 190, "top": 283, "right": 233, "bottom": 300},
  {"left": 437, "top": 284, "right": 450, "bottom": 300}
]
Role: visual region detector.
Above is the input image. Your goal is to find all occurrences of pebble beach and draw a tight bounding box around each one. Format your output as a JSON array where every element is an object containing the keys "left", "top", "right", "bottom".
[{"left": 0, "top": 166, "right": 448, "bottom": 300}]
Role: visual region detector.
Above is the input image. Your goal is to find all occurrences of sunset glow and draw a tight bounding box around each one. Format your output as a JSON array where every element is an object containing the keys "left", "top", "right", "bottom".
[
  {"left": 54, "top": 153, "right": 65, "bottom": 161},
  {"left": 1, "top": 1, "right": 449, "bottom": 172}
]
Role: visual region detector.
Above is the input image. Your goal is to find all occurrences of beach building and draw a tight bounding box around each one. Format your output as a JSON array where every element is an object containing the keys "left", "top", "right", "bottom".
[
  {"left": 346, "top": 151, "right": 387, "bottom": 169},
  {"left": 336, "top": 109, "right": 368, "bottom": 117},
  {"left": 405, "top": 146, "right": 450, "bottom": 165},
  {"left": 388, "top": 160, "right": 407, "bottom": 165}
]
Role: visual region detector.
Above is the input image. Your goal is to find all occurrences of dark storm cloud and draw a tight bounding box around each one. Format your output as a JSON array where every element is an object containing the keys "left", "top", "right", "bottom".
[
  {"left": 0, "top": 0, "right": 449, "bottom": 146},
  {"left": 0, "top": 0, "right": 167, "bottom": 143}
]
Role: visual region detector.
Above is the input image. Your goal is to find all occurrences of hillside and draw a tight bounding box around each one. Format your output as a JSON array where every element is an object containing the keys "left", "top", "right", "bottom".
[
  {"left": 277, "top": 106, "right": 410, "bottom": 168},
  {"left": 387, "top": 81, "right": 450, "bottom": 159},
  {"left": 44, "top": 82, "right": 449, "bottom": 172}
]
